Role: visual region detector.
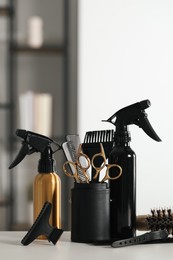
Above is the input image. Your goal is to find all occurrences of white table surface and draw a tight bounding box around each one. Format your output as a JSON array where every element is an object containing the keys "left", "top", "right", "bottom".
[{"left": 0, "top": 231, "right": 173, "bottom": 260}]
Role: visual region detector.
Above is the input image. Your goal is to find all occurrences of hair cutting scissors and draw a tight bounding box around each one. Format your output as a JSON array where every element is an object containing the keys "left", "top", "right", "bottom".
[
  {"left": 91, "top": 143, "right": 122, "bottom": 183},
  {"left": 63, "top": 144, "right": 90, "bottom": 183}
]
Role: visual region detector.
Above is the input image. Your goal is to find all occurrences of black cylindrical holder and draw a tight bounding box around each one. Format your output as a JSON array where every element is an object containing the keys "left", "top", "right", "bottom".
[{"left": 71, "top": 182, "right": 110, "bottom": 243}]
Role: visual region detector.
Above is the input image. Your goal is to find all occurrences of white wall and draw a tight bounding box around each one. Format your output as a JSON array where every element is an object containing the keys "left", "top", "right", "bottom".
[{"left": 78, "top": 0, "right": 173, "bottom": 214}]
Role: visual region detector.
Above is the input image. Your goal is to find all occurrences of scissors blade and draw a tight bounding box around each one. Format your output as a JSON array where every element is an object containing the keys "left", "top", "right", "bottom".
[
  {"left": 62, "top": 142, "right": 76, "bottom": 173},
  {"left": 66, "top": 134, "right": 80, "bottom": 150}
]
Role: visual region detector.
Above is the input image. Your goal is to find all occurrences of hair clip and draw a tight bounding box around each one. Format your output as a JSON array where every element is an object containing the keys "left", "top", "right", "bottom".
[
  {"left": 21, "top": 201, "right": 63, "bottom": 246},
  {"left": 112, "top": 230, "right": 168, "bottom": 248}
]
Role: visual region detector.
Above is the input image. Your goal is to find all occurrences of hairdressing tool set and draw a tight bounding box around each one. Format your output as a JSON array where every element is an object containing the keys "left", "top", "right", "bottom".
[
  {"left": 62, "top": 136, "right": 122, "bottom": 242},
  {"left": 9, "top": 129, "right": 62, "bottom": 239},
  {"left": 61, "top": 99, "right": 164, "bottom": 245},
  {"left": 9, "top": 99, "right": 169, "bottom": 247},
  {"left": 63, "top": 142, "right": 122, "bottom": 184}
]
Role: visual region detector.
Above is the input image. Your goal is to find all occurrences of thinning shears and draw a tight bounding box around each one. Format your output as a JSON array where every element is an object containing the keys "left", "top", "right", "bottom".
[
  {"left": 63, "top": 144, "right": 90, "bottom": 183},
  {"left": 91, "top": 143, "right": 122, "bottom": 183}
]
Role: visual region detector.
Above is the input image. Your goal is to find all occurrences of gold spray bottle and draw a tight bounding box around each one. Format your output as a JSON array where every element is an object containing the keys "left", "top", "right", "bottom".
[
  {"left": 34, "top": 146, "right": 61, "bottom": 231},
  {"left": 9, "top": 129, "right": 61, "bottom": 238}
]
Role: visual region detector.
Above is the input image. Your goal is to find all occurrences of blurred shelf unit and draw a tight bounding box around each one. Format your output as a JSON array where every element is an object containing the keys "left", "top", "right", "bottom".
[
  {"left": 0, "top": 199, "right": 10, "bottom": 207},
  {"left": 12, "top": 44, "right": 65, "bottom": 54},
  {"left": 0, "top": 104, "right": 12, "bottom": 109},
  {"left": 0, "top": 0, "right": 77, "bottom": 231},
  {"left": 0, "top": 2, "right": 14, "bottom": 230},
  {"left": 0, "top": 6, "right": 12, "bottom": 16}
]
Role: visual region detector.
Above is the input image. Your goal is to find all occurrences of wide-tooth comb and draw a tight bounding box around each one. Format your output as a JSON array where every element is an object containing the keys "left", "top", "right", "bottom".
[
  {"left": 82, "top": 130, "right": 114, "bottom": 182},
  {"left": 21, "top": 201, "right": 63, "bottom": 245},
  {"left": 136, "top": 208, "right": 173, "bottom": 235},
  {"left": 83, "top": 130, "right": 114, "bottom": 143}
]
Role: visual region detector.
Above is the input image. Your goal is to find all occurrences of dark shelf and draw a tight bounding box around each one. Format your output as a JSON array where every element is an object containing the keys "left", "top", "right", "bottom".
[
  {"left": 1, "top": 0, "right": 76, "bottom": 232},
  {"left": 0, "top": 103, "right": 12, "bottom": 109},
  {"left": 12, "top": 44, "right": 65, "bottom": 54},
  {"left": 0, "top": 198, "right": 10, "bottom": 207},
  {"left": 12, "top": 222, "right": 30, "bottom": 231},
  {"left": 0, "top": 7, "right": 13, "bottom": 16},
  {"left": 0, "top": 2, "right": 15, "bottom": 231}
]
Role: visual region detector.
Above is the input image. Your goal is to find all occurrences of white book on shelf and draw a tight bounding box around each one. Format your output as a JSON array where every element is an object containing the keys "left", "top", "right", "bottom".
[
  {"left": 19, "top": 91, "right": 35, "bottom": 131},
  {"left": 19, "top": 91, "right": 53, "bottom": 137},
  {"left": 34, "top": 93, "right": 53, "bottom": 137}
]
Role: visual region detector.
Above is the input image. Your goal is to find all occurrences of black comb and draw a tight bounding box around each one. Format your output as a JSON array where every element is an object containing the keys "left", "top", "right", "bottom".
[
  {"left": 21, "top": 201, "right": 63, "bottom": 245},
  {"left": 83, "top": 130, "right": 114, "bottom": 143},
  {"left": 82, "top": 130, "right": 114, "bottom": 182}
]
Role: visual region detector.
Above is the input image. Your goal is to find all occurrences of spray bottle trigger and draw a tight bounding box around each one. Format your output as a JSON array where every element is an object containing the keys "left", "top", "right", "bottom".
[
  {"left": 137, "top": 116, "right": 161, "bottom": 142},
  {"left": 9, "top": 142, "right": 34, "bottom": 169},
  {"left": 102, "top": 100, "right": 161, "bottom": 142}
]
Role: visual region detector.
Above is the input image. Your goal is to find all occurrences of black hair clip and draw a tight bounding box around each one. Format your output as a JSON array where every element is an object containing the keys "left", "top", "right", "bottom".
[
  {"left": 21, "top": 201, "right": 63, "bottom": 246},
  {"left": 111, "top": 229, "right": 168, "bottom": 248}
]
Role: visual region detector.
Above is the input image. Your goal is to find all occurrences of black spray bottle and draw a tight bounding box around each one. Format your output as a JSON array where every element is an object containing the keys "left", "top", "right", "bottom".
[
  {"left": 103, "top": 100, "right": 161, "bottom": 241},
  {"left": 9, "top": 129, "right": 61, "bottom": 238}
]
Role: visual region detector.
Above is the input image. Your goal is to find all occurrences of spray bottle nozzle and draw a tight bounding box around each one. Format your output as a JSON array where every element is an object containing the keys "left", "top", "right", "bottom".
[
  {"left": 102, "top": 100, "right": 161, "bottom": 142},
  {"left": 139, "top": 99, "right": 151, "bottom": 110},
  {"left": 16, "top": 129, "right": 27, "bottom": 139},
  {"left": 9, "top": 129, "right": 61, "bottom": 170}
]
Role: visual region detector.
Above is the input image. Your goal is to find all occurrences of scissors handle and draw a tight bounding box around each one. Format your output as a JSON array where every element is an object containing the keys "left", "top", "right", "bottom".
[
  {"left": 101, "top": 163, "right": 122, "bottom": 183},
  {"left": 63, "top": 161, "right": 81, "bottom": 183},
  {"left": 77, "top": 153, "right": 91, "bottom": 170},
  {"left": 77, "top": 144, "right": 91, "bottom": 183},
  {"left": 92, "top": 168, "right": 101, "bottom": 181},
  {"left": 91, "top": 144, "right": 107, "bottom": 181}
]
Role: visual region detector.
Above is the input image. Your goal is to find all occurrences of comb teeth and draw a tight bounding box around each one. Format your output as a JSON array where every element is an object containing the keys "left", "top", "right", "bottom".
[
  {"left": 84, "top": 130, "right": 114, "bottom": 143},
  {"left": 147, "top": 208, "right": 173, "bottom": 235}
]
